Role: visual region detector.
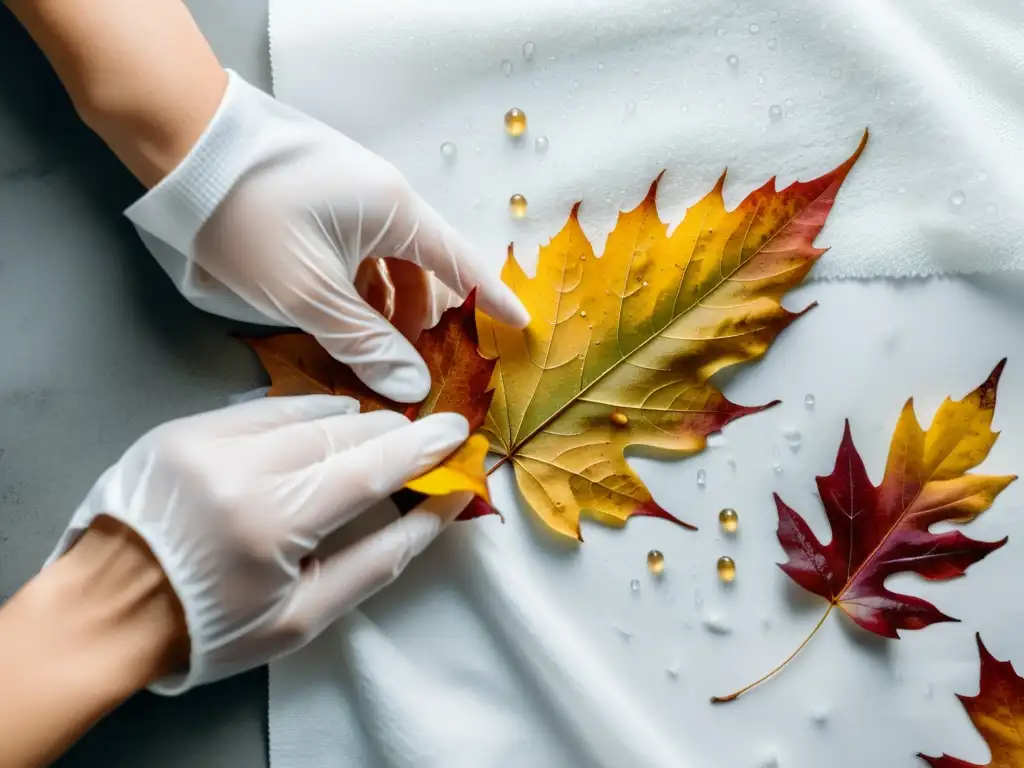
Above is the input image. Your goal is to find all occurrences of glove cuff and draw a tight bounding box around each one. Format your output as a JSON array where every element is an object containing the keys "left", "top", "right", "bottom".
[{"left": 124, "top": 69, "right": 299, "bottom": 258}]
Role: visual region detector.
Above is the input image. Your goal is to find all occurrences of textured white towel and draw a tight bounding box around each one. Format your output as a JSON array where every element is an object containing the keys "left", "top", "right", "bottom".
[
  {"left": 269, "top": 0, "right": 1024, "bottom": 283},
  {"left": 266, "top": 3, "right": 1024, "bottom": 767}
]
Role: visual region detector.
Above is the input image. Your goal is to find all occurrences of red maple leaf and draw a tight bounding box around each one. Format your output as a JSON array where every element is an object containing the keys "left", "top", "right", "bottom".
[{"left": 715, "top": 361, "right": 1015, "bottom": 703}]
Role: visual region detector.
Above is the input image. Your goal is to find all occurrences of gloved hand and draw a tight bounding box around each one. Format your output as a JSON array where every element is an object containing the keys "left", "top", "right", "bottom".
[
  {"left": 126, "top": 70, "right": 529, "bottom": 403},
  {"left": 47, "top": 395, "right": 471, "bottom": 694}
]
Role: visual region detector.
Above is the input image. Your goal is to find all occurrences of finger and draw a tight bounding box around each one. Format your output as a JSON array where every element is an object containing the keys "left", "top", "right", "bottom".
[
  {"left": 309, "top": 282, "right": 431, "bottom": 403},
  {"left": 298, "top": 412, "right": 469, "bottom": 536},
  {"left": 293, "top": 492, "right": 471, "bottom": 631},
  {"left": 261, "top": 409, "right": 411, "bottom": 471},
  {"left": 201, "top": 394, "right": 359, "bottom": 435},
  {"left": 394, "top": 195, "right": 530, "bottom": 329}
]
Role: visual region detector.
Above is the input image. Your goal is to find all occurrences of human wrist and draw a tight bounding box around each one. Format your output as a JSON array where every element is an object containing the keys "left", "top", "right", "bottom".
[
  {"left": 39, "top": 515, "right": 189, "bottom": 698},
  {"left": 0, "top": 517, "right": 188, "bottom": 765},
  {"left": 7, "top": 0, "right": 229, "bottom": 187}
]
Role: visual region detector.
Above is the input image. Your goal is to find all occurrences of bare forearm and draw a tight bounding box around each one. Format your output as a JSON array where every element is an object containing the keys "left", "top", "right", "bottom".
[
  {"left": 7, "top": 0, "right": 227, "bottom": 186},
  {"left": 0, "top": 518, "right": 187, "bottom": 767}
]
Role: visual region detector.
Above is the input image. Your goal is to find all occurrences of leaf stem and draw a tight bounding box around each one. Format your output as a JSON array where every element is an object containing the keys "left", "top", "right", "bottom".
[
  {"left": 711, "top": 603, "right": 835, "bottom": 704},
  {"left": 486, "top": 455, "right": 510, "bottom": 477}
]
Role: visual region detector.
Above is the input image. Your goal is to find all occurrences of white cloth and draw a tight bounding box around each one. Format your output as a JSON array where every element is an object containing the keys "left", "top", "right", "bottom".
[
  {"left": 266, "top": 2, "right": 1024, "bottom": 767},
  {"left": 269, "top": 0, "right": 1024, "bottom": 283}
]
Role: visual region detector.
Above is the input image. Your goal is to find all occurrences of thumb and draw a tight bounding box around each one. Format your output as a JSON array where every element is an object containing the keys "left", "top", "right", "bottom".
[{"left": 313, "top": 285, "right": 431, "bottom": 403}]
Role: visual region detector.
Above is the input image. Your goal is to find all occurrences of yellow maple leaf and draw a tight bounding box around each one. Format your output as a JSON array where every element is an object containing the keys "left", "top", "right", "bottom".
[{"left": 478, "top": 132, "right": 868, "bottom": 540}]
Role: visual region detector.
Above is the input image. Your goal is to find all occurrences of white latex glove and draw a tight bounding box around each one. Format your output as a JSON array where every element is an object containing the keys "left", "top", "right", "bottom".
[
  {"left": 126, "top": 70, "right": 529, "bottom": 403},
  {"left": 47, "top": 396, "right": 471, "bottom": 694}
]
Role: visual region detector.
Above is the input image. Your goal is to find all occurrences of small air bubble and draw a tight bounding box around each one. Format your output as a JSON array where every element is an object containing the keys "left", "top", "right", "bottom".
[
  {"left": 978, "top": 170, "right": 989, "bottom": 182},
  {"left": 716, "top": 28, "right": 726, "bottom": 36},
  {"left": 630, "top": 578, "right": 640, "bottom": 593},
  {"left": 950, "top": 189, "right": 966, "bottom": 208},
  {"left": 534, "top": 135, "right": 549, "bottom": 154},
  {"left": 727, "top": 54, "right": 739, "bottom": 68},
  {"left": 772, "top": 461, "right": 783, "bottom": 475},
  {"left": 829, "top": 67, "right": 842, "bottom": 79},
  {"left": 696, "top": 468, "right": 706, "bottom": 488},
  {"left": 522, "top": 41, "right": 536, "bottom": 62},
  {"left": 626, "top": 100, "right": 637, "bottom": 115},
  {"left": 769, "top": 104, "right": 783, "bottom": 121},
  {"left": 749, "top": 23, "right": 761, "bottom": 34},
  {"left": 804, "top": 393, "right": 816, "bottom": 409},
  {"left": 501, "top": 59, "right": 514, "bottom": 76},
  {"left": 767, "top": 38, "right": 778, "bottom": 50}
]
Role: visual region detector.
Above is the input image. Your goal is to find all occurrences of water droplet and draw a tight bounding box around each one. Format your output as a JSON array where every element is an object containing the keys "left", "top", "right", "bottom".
[
  {"left": 597, "top": 62, "right": 605, "bottom": 72},
  {"left": 614, "top": 625, "right": 634, "bottom": 640},
  {"left": 647, "top": 549, "right": 665, "bottom": 575},
  {"left": 626, "top": 100, "right": 637, "bottom": 115},
  {"left": 666, "top": 660, "right": 681, "bottom": 678},
  {"left": 630, "top": 578, "right": 640, "bottom": 593},
  {"left": 504, "top": 108, "right": 527, "bottom": 137},
  {"left": 897, "top": 184, "right": 907, "bottom": 194},
  {"left": 977, "top": 170, "right": 989, "bottom": 182},
  {"left": 726, "top": 455, "right": 737, "bottom": 470},
  {"left": 717, "top": 556, "right": 737, "bottom": 583},
  {"left": 580, "top": 310, "right": 588, "bottom": 318},
  {"left": 804, "top": 393, "right": 816, "bottom": 409},
  {"left": 716, "top": 27, "right": 726, "bottom": 37},
  {"left": 696, "top": 469, "right": 706, "bottom": 488},
  {"left": 719, "top": 508, "right": 739, "bottom": 534},
  {"left": 767, "top": 38, "right": 778, "bottom": 50},
  {"left": 772, "top": 461, "right": 783, "bottom": 475},
  {"left": 439, "top": 141, "right": 457, "bottom": 164},
  {"left": 769, "top": 104, "right": 783, "bottom": 122},
  {"left": 534, "top": 135, "right": 549, "bottom": 154},
  {"left": 611, "top": 410, "right": 629, "bottom": 427},
  {"left": 783, "top": 426, "right": 802, "bottom": 452},
  {"left": 727, "top": 54, "right": 739, "bottom": 68},
  {"left": 642, "top": 280, "right": 649, "bottom": 287},
  {"left": 784, "top": 98, "right": 795, "bottom": 108},
  {"left": 761, "top": 617, "right": 772, "bottom": 631},
  {"left": 702, "top": 613, "right": 733, "bottom": 634},
  {"left": 694, "top": 588, "right": 704, "bottom": 609},
  {"left": 501, "top": 59, "right": 514, "bottom": 77},
  {"left": 509, "top": 193, "right": 528, "bottom": 218},
  {"left": 749, "top": 23, "right": 761, "bottom": 34},
  {"left": 810, "top": 707, "right": 830, "bottom": 727},
  {"left": 924, "top": 683, "right": 933, "bottom": 699},
  {"left": 522, "top": 41, "right": 536, "bottom": 62},
  {"left": 950, "top": 189, "right": 966, "bottom": 208},
  {"left": 759, "top": 751, "right": 780, "bottom": 768},
  {"left": 680, "top": 103, "right": 689, "bottom": 115},
  {"left": 829, "top": 67, "right": 842, "bottom": 79}
]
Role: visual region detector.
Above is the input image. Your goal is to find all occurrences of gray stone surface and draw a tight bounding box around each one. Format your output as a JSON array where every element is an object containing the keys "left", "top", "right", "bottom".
[{"left": 0, "top": 1, "right": 274, "bottom": 764}]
